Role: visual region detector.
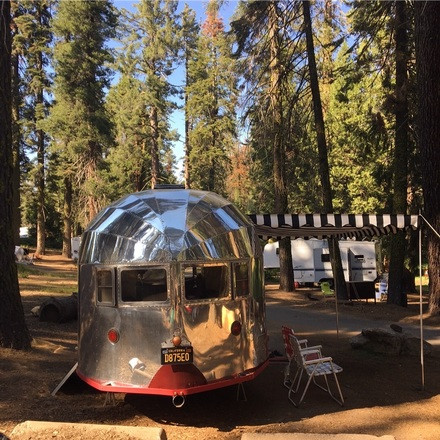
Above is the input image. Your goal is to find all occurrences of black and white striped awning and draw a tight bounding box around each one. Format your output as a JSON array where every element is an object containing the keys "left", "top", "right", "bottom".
[{"left": 248, "top": 213, "right": 420, "bottom": 240}]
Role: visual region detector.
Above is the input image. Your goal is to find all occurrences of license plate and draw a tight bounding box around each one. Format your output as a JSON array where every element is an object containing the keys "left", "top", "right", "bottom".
[{"left": 161, "top": 346, "right": 193, "bottom": 365}]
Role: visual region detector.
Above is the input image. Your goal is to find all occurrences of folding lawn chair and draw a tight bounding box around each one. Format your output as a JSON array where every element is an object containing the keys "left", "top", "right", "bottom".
[
  {"left": 287, "top": 333, "right": 344, "bottom": 407},
  {"left": 320, "top": 281, "right": 335, "bottom": 297},
  {"left": 281, "top": 326, "right": 322, "bottom": 389}
]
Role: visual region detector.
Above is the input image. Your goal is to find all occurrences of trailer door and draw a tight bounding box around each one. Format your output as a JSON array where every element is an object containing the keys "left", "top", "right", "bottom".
[{"left": 314, "top": 247, "right": 333, "bottom": 282}]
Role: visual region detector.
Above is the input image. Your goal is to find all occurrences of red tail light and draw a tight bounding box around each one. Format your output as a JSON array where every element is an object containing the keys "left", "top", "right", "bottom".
[
  {"left": 108, "top": 328, "right": 119, "bottom": 344},
  {"left": 231, "top": 321, "right": 242, "bottom": 336}
]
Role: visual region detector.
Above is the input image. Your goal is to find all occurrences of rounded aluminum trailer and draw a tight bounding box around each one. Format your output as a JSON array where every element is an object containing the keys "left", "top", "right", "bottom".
[{"left": 76, "top": 188, "right": 268, "bottom": 403}]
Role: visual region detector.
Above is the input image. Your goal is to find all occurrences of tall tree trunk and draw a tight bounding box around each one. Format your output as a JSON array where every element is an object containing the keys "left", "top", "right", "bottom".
[
  {"left": 150, "top": 105, "right": 159, "bottom": 189},
  {"left": 35, "top": 48, "right": 46, "bottom": 255},
  {"left": 208, "top": 64, "right": 219, "bottom": 193},
  {"left": 137, "top": 139, "right": 146, "bottom": 192},
  {"left": 62, "top": 177, "right": 73, "bottom": 258},
  {"left": 86, "top": 139, "right": 100, "bottom": 222},
  {"left": 320, "top": 0, "right": 335, "bottom": 111},
  {"left": 209, "top": 144, "right": 216, "bottom": 191},
  {"left": 303, "top": 0, "right": 347, "bottom": 299},
  {"left": 268, "top": 2, "right": 293, "bottom": 292},
  {"left": 185, "top": 51, "right": 191, "bottom": 189},
  {"left": 0, "top": 0, "right": 32, "bottom": 350},
  {"left": 137, "top": 117, "right": 147, "bottom": 191},
  {"left": 415, "top": 2, "right": 440, "bottom": 315},
  {"left": 35, "top": 126, "right": 46, "bottom": 255},
  {"left": 11, "top": 52, "right": 21, "bottom": 245},
  {"left": 388, "top": 1, "right": 409, "bottom": 307}
]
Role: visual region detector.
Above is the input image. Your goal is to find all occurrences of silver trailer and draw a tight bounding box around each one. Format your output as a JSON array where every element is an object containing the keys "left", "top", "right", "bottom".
[{"left": 76, "top": 187, "right": 268, "bottom": 406}]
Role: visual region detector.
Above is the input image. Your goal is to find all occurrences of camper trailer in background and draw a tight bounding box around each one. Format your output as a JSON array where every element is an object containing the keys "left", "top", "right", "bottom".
[
  {"left": 263, "top": 238, "right": 377, "bottom": 285},
  {"left": 71, "top": 237, "right": 81, "bottom": 262}
]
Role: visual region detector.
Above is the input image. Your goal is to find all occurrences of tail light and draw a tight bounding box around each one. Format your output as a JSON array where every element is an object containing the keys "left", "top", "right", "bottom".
[
  {"left": 107, "top": 328, "right": 119, "bottom": 344},
  {"left": 231, "top": 321, "right": 242, "bottom": 336}
]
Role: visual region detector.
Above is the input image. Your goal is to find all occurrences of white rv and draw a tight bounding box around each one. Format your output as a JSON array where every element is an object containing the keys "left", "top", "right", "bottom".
[
  {"left": 71, "top": 236, "right": 81, "bottom": 262},
  {"left": 263, "top": 238, "right": 377, "bottom": 284}
]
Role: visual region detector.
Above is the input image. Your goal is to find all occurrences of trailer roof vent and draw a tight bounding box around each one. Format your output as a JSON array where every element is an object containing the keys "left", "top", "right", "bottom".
[{"left": 154, "top": 184, "right": 185, "bottom": 190}]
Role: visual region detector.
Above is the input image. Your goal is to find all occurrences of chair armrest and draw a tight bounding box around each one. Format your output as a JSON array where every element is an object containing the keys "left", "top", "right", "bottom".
[
  {"left": 301, "top": 348, "right": 321, "bottom": 361},
  {"left": 301, "top": 344, "right": 322, "bottom": 352},
  {"left": 304, "top": 356, "right": 333, "bottom": 365},
  {"left": 300, "top": 348, "right": 321, "bottom": 356}
]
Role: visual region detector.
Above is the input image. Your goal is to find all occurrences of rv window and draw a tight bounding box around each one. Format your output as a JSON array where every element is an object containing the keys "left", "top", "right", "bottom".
[
  {"left": 97, "top": 269, "right": 114, "bottom": 305},
  {"left": 321, "top": 254, "right": 331, "bottom": 263},
  {"left": 184, "top": 264, "right": 229, "bottom": 301},
  {"left": 121, "top": 268, "right": 167, "bottom": 302},
  {"left": 354, "top": 254, "right": 365, "bottom": 261},
  {"left": 233, "top": 262, "right": 249, "bottom": 297}
]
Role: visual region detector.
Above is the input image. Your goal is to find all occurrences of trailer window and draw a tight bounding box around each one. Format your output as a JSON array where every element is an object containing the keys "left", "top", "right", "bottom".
[
  {"left": 184, "top": 264, "right": 228, "bottom": 301},
  {"left": 121, "top": 268, "right": 167, "bottom": 302},
  {"left": 321, "top": 254, "right": 330, "bottom": 263},
  {"left": 97, "top": 269, "right": 114, "bottom": 305},
  {"left": 233, "top": 262, "right": 249, "bottom": 297}
]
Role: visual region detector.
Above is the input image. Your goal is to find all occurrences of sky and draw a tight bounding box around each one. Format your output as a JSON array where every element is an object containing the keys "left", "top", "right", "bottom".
[{"left": 112, "top": 1, "right": 240, "bottom": 180}]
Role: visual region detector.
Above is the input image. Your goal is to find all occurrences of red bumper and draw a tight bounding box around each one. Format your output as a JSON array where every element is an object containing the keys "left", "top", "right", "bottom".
[{"left": 76, "top": 359, "right": 269, "bottom": 397}]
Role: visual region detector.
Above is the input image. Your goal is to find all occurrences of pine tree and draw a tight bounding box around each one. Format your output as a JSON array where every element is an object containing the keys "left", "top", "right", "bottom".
[
  {"left": 47, "top": 0, "right": 116, "bottom": 255},
  {"left": 186, "top": 0, "right": 238, "bottom": 195},
  {"left": 415, "top": 2, "right": 440, "bottom": 315},
  {"left": 350, "top": 1, "right": 416, "bottom": 306},
  {"left": 10, "top": 1, "right": 25, "bottom": 245},
  {"left": 327, "top": 41, "right": 390, "bottom": 213},
  {"left": 181, "top": 4, "right": 199, "bottom": 189},
  {"left": 232, "top": 1, "right": 306, "bottom": 290},
  {"left": 0, "top": 0, "right": 32, "bottom": 350},
  {"left": 226, "top": 143, "right": 255, "bottom": 212},
  {"left": 387, "top": 1, "right": 410, "bottom": 307},
  {"left": 13, "top": 0, "right": 53, "bottom": 255},
  {"left": 303, "top": 0, "right": 347, "bottom": 299},
  {"left": 117, "top": 0, "right": 180, "bottom": 189},
  {"left": 106, "top": 75, "right": 151, "bottom": 195},
  {"left": 315, "top": 0, "right": 344, "bottom": 112}
]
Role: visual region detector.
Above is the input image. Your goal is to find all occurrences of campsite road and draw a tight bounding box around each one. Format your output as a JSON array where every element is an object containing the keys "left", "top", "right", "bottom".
[{"left": 266, "top": 302, "right": 440, "bottom": 352}]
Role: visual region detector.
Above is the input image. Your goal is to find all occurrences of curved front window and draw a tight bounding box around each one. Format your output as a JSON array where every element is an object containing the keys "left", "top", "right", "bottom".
[
  {"left": 120, "top": 267, "right": 168, "bottom": 302},
  {"left": 183, "top": 263, "right": 229, "bottom": 301}
]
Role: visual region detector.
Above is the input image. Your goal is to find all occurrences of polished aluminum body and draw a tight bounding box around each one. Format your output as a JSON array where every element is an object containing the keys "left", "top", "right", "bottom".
[{"left": 77, "top": 189, "right": 267, "bottom": 395}]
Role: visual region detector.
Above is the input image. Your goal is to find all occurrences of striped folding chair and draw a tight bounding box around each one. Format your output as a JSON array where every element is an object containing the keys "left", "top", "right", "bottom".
[
  {"left": 281, "top": 326, "right": 321, "bottom": 389},
  {"left": 287, "top": 333, "right": 344, "bottom": 407}
]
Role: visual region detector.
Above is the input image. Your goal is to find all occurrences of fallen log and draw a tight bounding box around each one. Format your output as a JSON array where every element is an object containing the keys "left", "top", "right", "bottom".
[{"left": 39, "top": 292, "right": 78, "bottom": 323}]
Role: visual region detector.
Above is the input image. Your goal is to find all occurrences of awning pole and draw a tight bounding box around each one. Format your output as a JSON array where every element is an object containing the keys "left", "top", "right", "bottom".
[
  {"left": 335, "top": 284, "right": 339, "bottom": 341},
  {"left": 419, "top": 219, "right": 425, "bottom": 391}
]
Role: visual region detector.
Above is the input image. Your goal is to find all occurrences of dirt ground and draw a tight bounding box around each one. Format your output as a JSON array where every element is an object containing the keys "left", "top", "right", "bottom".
[{"left": 1, "top": 254, "right": 440, "bottom": 440}]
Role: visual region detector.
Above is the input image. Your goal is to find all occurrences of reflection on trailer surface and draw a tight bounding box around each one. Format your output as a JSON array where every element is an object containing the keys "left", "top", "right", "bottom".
[{"left": 76, "top": 188, "right": 268, "bottom": 403}]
